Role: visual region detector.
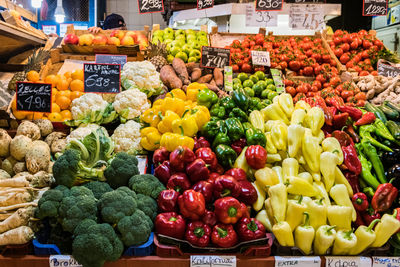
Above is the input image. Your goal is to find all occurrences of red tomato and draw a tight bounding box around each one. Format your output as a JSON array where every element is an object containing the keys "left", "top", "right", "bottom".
[
  {"left": 341, "top": 43, "right": 350, "bottom": 52},
  {"left": 353, "top": 55, "right": 361, "bottom": 63},
  {"left": 289, "top": 60, "right": 301, "bottom": 71},
  {"left": 355, "top": 92, "right": 367, "bottom": 101},
  {"left": 371, "top": 71, "right": 378, "bottom": 76},
  {"left": 279, "top": 61, "right": 288, "bottom": 69},
  {"left": 254, "top": 66, "right": 265, "bottom": 72},
  {"left": 334, "top": 48, "right": 344, "bottom": 58},
  {"left": 333, "top": 37, "right": 342, "bottom": 45},
  {"left": 314, "top": 38, "right": 322, "bottom": 44},
  {"left": 232, "top": 65, "right": 239, "bottom": 72},
  {"left": 358, "top": 30, "right": 368, "bottom": 36},
  {"left": 374, "top": 39, "right": 383, "bottom": 48},
  {"left": 232, "top": 40, "right": 241, "bottom": 48},
  {"left": 341, "top": 90, "right": 354, "bottom": 99},
  {"left": 361, "top": 50, "right": 370, "bottom": 59},
  {"left": 241, "top": 63, "right": 252, "bottom": 73},
  {"left": 284, "top": 79, "right": 294, "bottom": 87},
  {"left": 330, "top": 76, "right": 342, "bottom": 87},
  {"left": 364, "top": 58, "right": 372, "bottom": 65},
  {"left": 350, "top": 41, "right": 358, "bottom": 50},
  {"left": 312, "top": 80, "right": 322, "bottom": 90},
  {"left": 316, "top": 74, "right": 326, "bottom": 83},
  {"left": 242, "top": 41, "right": 250, "bottom": 48},
  {"left": 340, "top": 54, "right": 350, "bottom": 64},
  {"left": 342, "top": 34, "right": 351, "bottom": 44},
  {"left": 356, "top": 100, "right": 366, "bottom": 107},
  {"left": 303, "top": 66, "right": 314, "bottom": 76},
  {"left": 334, "top": 29, "right": 344, "bottom": 36},
  {"left": 286, "top": 86, "right": 296, "bottom": 96},
  {"left": 346, "top": 61, "right": 354, "bottom": 69},
  {"left": 359, "top": 70, "right": 370, "bottom": 76},
  {"left": 296, "top": 85, "right": 308, "bottom": 94},
  {"left": 362, "top": 40, "right": 372, "bottom": 49}
]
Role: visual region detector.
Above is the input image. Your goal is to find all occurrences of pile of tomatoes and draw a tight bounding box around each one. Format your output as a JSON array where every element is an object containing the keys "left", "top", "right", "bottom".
[{"left": 329, "top": 29, "right": 384, "bottom": 76}]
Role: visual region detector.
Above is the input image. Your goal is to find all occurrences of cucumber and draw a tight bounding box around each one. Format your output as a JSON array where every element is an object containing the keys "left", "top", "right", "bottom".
[
  {"left": 379, "top": 104, "right": 399, "bottom": 120},
  {"left": 365, "top": 102, "right": 387, "bottom": 123},
  {"left": 386, "top": 120, "right": 400, "bottom": 140},
  {"left": 384, "top": 101, "right": 400, "bottom": 113}
]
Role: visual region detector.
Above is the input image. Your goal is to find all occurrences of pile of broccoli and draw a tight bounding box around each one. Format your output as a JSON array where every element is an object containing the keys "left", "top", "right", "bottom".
[{"left": 37, "top": 151, "right": 165, "bottom": 267}]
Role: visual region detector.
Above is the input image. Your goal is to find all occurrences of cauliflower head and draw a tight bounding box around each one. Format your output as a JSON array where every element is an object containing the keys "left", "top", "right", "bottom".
[
  {"left": 112, "top": 89, "right": 150, "bottom": 121},
  {"left": 66, "top": 124, "right": 109, "bottom": 143},
  {"left": 111, "top": 120, "right": 142, "bottom": 154}
]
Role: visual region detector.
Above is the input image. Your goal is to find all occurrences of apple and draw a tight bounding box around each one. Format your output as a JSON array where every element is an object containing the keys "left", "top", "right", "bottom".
[
  {"left": 153, "top": 30, "right": 164, "bottom": 37},
  {"left": 152, "top": 36, "right": 163, "bottom": 45},
  {"left": 79, "top": 34, "right": 94, "bottom": 46},
  {"left": 175, "top": 51, "right": 188, "bottom": 62},
  {"left": 185, "top": 29, "right": 195, "bottom": 35},
  {"left": 170, "top": 46, "right": 182, "bottom": 57},
  {"left": 125, "top": 31, "right": 138, "bottom": 43},
  {"left": 189, "top": 49, "right": 201, "bottom": 59},
  {"left": 197, "top": 31, "right": 207, "bottom": 37},
  {"left": 110, "top": 30, "right": 125, "bottom": 40},
  {"left": 188, "top": 41, "right": 201, "bottom": 50},
  {"left": 64, "top": 33, "right": 79, "bottom": 45},
  {"left": 167, "top": 55, "right": 174, "bottom": 63},
  {"left": 163, "top": 27, "right": 174, "bottom": 36},
  {"left": 186, "top": 34, "right": 196, "bottom": 42},
  {"left": 171, "top": 39, "right": 185, "bottom": 48},
  {"left": 92, "top": 34, "right": 108, "bottom": 45},
  {"left": 175, "top": 29, "right": 185, "bottom": 36},
  {"left": 197, "top": 35, "right": 208, "bottom": 43},
  {"left": 108, "top": 36, "right": 121, "bottom": 46},
  {"left": 164, "top": 39, "right": 174, "bottom": 44},
  {"left": 139, "top": 40, "right": 148, "bottom": 50},
  {"left": 181, "top": 44, "right": 191, "bottom": 55},
  {"left": 121, "top": 36, "right": 135, "bottom": 46},
  {"left": 164, "top": 33, "right": 174, "bottom": 41},
  {"left": 188, "top": 57, "right": 197, "bottom": 63},
  {"left": 175, "top": 35, "right": 186, "bottom": 42}
]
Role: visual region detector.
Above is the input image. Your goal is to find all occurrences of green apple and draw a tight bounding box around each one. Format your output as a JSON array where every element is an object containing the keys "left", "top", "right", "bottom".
[
  {"left": 170, "top": 46, "right": 182, "bottom": 57},
  {"left": 266, "top": 78, "right": 274, "bottom": 85},
  {"left": 152, "top": 36, "right": 163, "bottom": 44},
  {"left": 171, "top": 40, "right": 183, "bottom": 48},
  {"left": 175, "top": 35, "right": 186, "bottom": 42},
  {"left": 153, "top": 30, "right": 164, "bottom": 37},
  {"left": 199, "top": 42, "right": 208, "bottom": 47},
  {"left": 175, "top": 51, "right": 188, "bottom": 62},
  {"left": 163, "top": 27, "right": 174, "bottom": 35},
  {"left": 233, "top": 83, "right": 243, "bottom": 91},
  {"left": 233, "top": 78, "right": 242, "bottom": 85},
  {"left": 189, "top": 49, "right": 201, "bottom": 59},
  {"left": 255, "top": 71, "right": 266, "bottom": 81},
  {"left": 237, "top": 73, "right": 248, "bottom": 82},
  {"left": 185, "top": 29, "right": 195, "bottom": 35},
  {"left": 164, "top": 33, "right": 174, "bottom": 41},
  {"left": 189, "top": 42, "right": 201, "bottom": 50},
  {"left": 175, "top": 29, "right": 185, "bottom": 36},
  {"left": 197, "top": 35, "right": 208, "bottom": 43},
  {"left": 167, "top": 55, "right": 174, "bottom": 63},
  {"left": 188, "top": 57, "right": 197, "bottom": 63},
  {"left": 166, "top": 43, "right": 172, "bottom": 52},
  {"left": 267, "top": 84, "right": 276, "bottom": 91},
  {"left": 197, "top": 31, "right": 207, "bottom": 37},
  {"left": 243, "top": 80, "right": 254, "bottom": 88},
  {"left": 164, "top": 38, "right": 174, "bottom": 44},
  {"left": 182, "top": 44, "right": 191, "bottom": 55},
  {"left": 186, "top": 34, "right": 196, "bottom": 41},
  {"left": 249, "top": 75, "right": 259, "bottom": 84}
]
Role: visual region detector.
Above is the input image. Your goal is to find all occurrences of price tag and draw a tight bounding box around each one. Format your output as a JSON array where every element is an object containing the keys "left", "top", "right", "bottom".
[
  {"left": 285, "top": 0, "right": 326, "bottom": 3},
  {"left": 197, "top": 0, "right": 213, "bottom": 10},
  {"left": 138, "top": 0, "right": 164, "bottom": 13},
  {"left": 363, "top": 0, "right": 387, "bottom": 16},
  {"left": 377, "top": 61, "right": 400, "bottom": 77},
  {"left": 373, "top": 257, "right": 400, "bottom": 267},
  {"left": 42, "top": 25, "right": 57, "bottom": 35},
  {"left": 95, "top": 54, "right": 127, "bottom": 68},
  {"left": 251, "top": 51, "right": 271, "bottom": 67},
  {"left": 255, "top": 0, "right": 283, "bottom": 11},
  {"left": 275, "top": 256, "right": 321, "bottom": 267},
  {"left": 16, "top": 82, "right": 52, "bottom": 113},
  {"left": 49, "top": 255, "right": 82, "bottom": 267},
  {"left": 325, "top": 256, "right": 371, "bottom": 267},
  {"left": 270, "top": 69, "right": 285, "bottom": 93},
  {"left": 224, "top": 66, "right": 233, "bottom": 92},
  {"left": 246, "top": 4, "right": 278, "bottom": 27},
  {"left": 289, "top": 4, "right": 325, "bottom": 30},
  {"left": 190, "top": 255, "right": 236, "bottom": 267},
  {"left": 200, "top": 46, "right": 231, "bottom": 69},
  {"left": 136, "top": 155, "right": 148, "bottom": 174},
  {"left": 83, "top": 63, "right": 121, "bottom": 93}
]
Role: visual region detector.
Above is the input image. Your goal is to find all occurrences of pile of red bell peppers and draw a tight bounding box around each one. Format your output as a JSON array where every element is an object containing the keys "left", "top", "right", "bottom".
[{"left": 153, "top": 143, "right": 266, "bottom": 248}]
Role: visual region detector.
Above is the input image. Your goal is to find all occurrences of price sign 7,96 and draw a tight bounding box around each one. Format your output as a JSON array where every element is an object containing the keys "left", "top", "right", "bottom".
[
  {"left": 255, "top": 0, "right": 282, "bottom": 11},
  {"left": 201, "top": 46, "right": 231, "bottom": 69},
  {"left": 16, "top": 82, "right": 52, "bottom": 113}
]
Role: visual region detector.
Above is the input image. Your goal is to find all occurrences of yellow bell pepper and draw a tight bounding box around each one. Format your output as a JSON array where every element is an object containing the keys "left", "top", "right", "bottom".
[
  {"left": 314, "top": 225, "right": 336, "bottom": 255},
  {"left": 141, "top": 107, "right": 162, "bottom": 128},
  {"left": 314, "top": 129, "right": 325, "bottom": 144},
  {"left": 349, "top": 219, "right": 380, "bottom": 255},
  {"left": 313, "top": 181, "right": 331, "bottom": 206},
  {"left": 191, "top": 105, "right": 210, "bottom": 129},
  {"left": 271, "top": 123, "right": 288, "bottom": 151},
  {"left": 322, "top": 137, "right": 344, "bottom": 165},
  {"left": 307, "top": 198, "right": 327, "bottom": 230},
  {"left": 252, "top": 181, "right": 266, "bottom": 212},
  {"left": 140, "top": 127, "right": 161, "bottom": 151},
  {"left": 298, "top": 172, "right": 313, "bottom": 184},
  {"left": 157, "top": 110, "right": 180, "bottom": 133},
  {"left": 371, "top": 211, "right": 400, "bottom": 247},
  {"left": 256, "top": 210, "right": 273, "bottom": 232},
  {"left": 160, "top": 97, "right": 185, "bottom": 116},
  {"left": 166, "top": 89, "right": 187, "bottom": 100},
  {"left": 187, "top": 82, "right": 208, "bottom": 90},
  {"left": 269, "top": 183, "right": 287, "bottom": 222},
  {"left": 278, "top": 93, "right": 294, "bottom": 119},
  {"left": 286, "top": 196, "right": 307, "bottom": 231},
  {"left": 265, "top": 132, "right": 277, "bottom": 154},
  {"left": 286, "top": 176, "right": 318, "bottom": 197},
  {"left": 329, "top": 184, "right": 356, "bottom": 221},
  {"left": 294, "top": 212, "right": 315, "bottom": 255},
  {"left": 262, "top": 103, "right": 290, "bottom": 125},
  {"left": 288, "top": 124, "right": 305, "bottom": 158},
  {"left": 332, "top": 229, "right": 357, "bottom": 255},
  {"left": 171, "top": 113, "right": 198, "bottom": 137},
  {"left": 272, "top": 220, "right": 295, "bottom": 247},
  {"left": 335, "top": 167, "right": 353, "bottom": 197},
  {"left": 160, "top": 132, "right": 194, "bottom": 152},
  {"left": 282, "top": 158, "right": 299, "bottom": 181},
  {"left": 327, "top": 205, "right": 352, "bottom": 230},
  {"left": 264, "top": 198, "right": 274, "bottom": 223},
  {"left": 294, "top": 100, "right": 311, "bottom": 111},
  {"left": 320, "top": 152, "right": 339, "bottom": 192},
  {"left": 302, "top": 135, "right": 322, "bottom": 173},
  {"left": 152, "top": 99, "right": 164, "bottom": 108},
  {"left": 272, "top": 166, "right": 284, "bottom": 184},
  {"left": 249, "top": 110, "right": 264, "bottom": 131},
  {"left": 254, "top": 167, "right": 280, "bottom": 191},
  {"left": 290, "top": 109, "right": 307, "bottom": 125},
  {"left": 304, "top": 107, "right": 325, "bottom": 135}
]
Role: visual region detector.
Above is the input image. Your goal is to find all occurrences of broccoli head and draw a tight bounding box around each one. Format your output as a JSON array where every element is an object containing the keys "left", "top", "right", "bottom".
[
  {"left": 136, "top": 194, "right": 157, "bottom": 221},
  {"left": 53, "top": 149, "right": 106, "bottom": 188},
  {"left": 83, "top": 181, "right": 113, "bottom": 200},
  {"left": 72, "top": 219, "right": 123, "bottom": 267},
  {"left": 116, "top": 209, "right": 152, "bottom": 246},
  {"left": 129, "top": 174, "right": 165, "bottom": 199},
  {"left": 58, "top": 186, "right": 98, "bottom": 233},
  {"left": 104, "top": 152, "right": 139, "bottom": 189},
  {"left": 98, "top": 186, "right": 137, "bottom": 224},
  {"left": 36, "top": 185, "right": 70, "bottom": 219}
]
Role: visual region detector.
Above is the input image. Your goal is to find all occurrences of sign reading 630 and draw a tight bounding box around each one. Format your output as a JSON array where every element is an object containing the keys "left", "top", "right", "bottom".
[{"left": 255, "top": 0, "right": 282, "bottom": 11}]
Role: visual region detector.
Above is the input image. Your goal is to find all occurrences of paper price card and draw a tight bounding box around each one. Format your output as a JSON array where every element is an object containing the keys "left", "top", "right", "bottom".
[
  {"left": 246, "top": 4, "right": 278, "bottom": 27},
  {"left": 275, "top": 256, "right": 321, "bottom": 267},
  {"left": 373, "top": 257, "right": 400, "bottom": 267},
  {"left": 190, "top": 255, "right": 236, "bottom": 267},
  {"left": 325, "top": 256, "right": 372, "bottom": 267},
  {"left": 49, "top": 255, "right": 82, "bottom": 267},
  {"left": 251, "top": 50, "right": 271, "bottom": 67},
  {"left": 289, "top": 4, "right": 325, "bottom": 30}
]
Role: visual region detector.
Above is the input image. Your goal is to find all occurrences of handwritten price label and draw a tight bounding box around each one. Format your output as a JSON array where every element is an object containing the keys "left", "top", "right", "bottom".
[
  {"left": 95, "top": 54, "right": 127, "bottom": 68},
  {"left": 255, "top": 0, "right": 282, "bottom": 11},
  {"left": 377, "top": 61, "right": 400, "bottom": 77},
  {"left": 190, "top": 256, "right": 236, "bottom": 267},
  {"left": 275, "top": 256, "right": 320, "bottom": 267},
  {"left": 138, "top": 0, "right": 164, "bottom": 13},
  {"left": 201, "top": 46, "right": 230, "bottom": 69},
  {"left": 246, "top": 4, "right": 278, "bottom": 27},
  {"left": 289, "top": 4, "right": 325, "bottom": 30},
  {"left": 325, "top": 257, "right": 371, "bottom": 267},
  {"left": 373, "top": 257, "right": 400, "bottom": 267},
  {"left": 251, "top": 50, "right": 271, "bottom": 66},
  {"left": 16, "top": 82, "right": 52, "bottom": 113},
  {"left": 363, "top": 0, "right": 387, "bottom": 16},
  {"left": 197, "top": 0, "right": 213, "bottom": 10},
  {"left": 84, "top": 63, "right": 120, "bottom": 93},
  {"left": 49, "top": 255, "right": 82, "bottom": 267}
]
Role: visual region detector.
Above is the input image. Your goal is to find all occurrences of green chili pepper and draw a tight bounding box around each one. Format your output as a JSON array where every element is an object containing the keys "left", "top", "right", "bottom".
[
  {"left": 196, "top": 88, "right": 218, "bottom": 108},
  {"left": 359, "top": 125, "right": 393, "bottom": 152},
  {"left": 212, "top": 132, "right": 231, "bottom": 149},
  {"left": 232, "top": 88, "right": 249, "bottom": 111},
  {"left": 361, "top": 141, "right": 387, "bottom": 184},
  {"left": 215, "top": 144, "right": 237, "bottom": 168},
  {"left": 374, "top": 119, "right": 395, "bottom": 141},
  {"left": 225, "top": 118, "right": 244, "bottom": 142},
  {"left": 229, "top": 108, "right": 248, "bottom": 122},
  {"left": 355, "top": 144, "right": 380, "bottom": 190},
  {"left": 246, "top": 128, "right": 267, "bottom": 147}
]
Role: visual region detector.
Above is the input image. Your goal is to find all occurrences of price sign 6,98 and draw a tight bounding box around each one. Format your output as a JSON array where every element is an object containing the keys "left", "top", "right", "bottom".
[
  {"left": 84, "top": 63, "right": 121, "bottom": 93},
  {"left": 16, "top": 82, "right": 52, "bottom": 113},
  {"left": 201, "top": 46, "right": 230, "bottom": 69}
]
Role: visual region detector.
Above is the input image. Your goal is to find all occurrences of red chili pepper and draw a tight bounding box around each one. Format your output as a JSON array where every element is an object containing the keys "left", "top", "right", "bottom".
[
  {"left": 157, "top": 189, "right": 179, "bottom": 212},
  {"left": 154, "top": 161, "right": 173, "bottom": 184},
  {"left": 245, "top": 145, "right": 267, "bottom": 170},
  {"left": 211, "top": 224, "right": 238, "bottom": 248},
  {"left": 213, "top": 175, "right": 241, "bottom": 199},
  {"left": 185, "top": 221, "right": 211, "bottom": 247},
  {"left": 236, "top": 217, "right": 266, "bottom": 242},
  {"left": 155, "top": 212, "right": 186, "bottom": 239},
  {"left": 394, "top": 208, "right": 400, "bottom": 233},
  {"left": 225, "top": 168, "right": 247, "bottom": 182},
  {"left": 186, "top": 159, "right": 210, "bottom": 183},
  {"left": 329, "top": 95, "right": 345, "bottom": 109},
  {"left": 371, "top": 183, "right": 398, "bottom": 212},
  {"left": 355, "top": 210, "right": 366, "bottom": 227},
  {"left": 338, "top": 105, "right": 363, "bottom": 121},
  {"left": 169, "top": 146, "right": 196, "bottom": 172},
  {"left": 214, "top": 197, "right": 243, "bottom": 224},
  {"left": 237, "top": 180, "right": 258, "bottom": 206},
  {"left": 194, "top": 137, "right": 210, "bottom": 151},
  {"left": 344, "top": 171, "right": 361, "bottom": 194},
  {"left": 355, "top": 112, "right": 376, "bottom": 126},
  {"left": 313, "top": 96, "right": 334, "bottom": 126},
  {"left": 166, "top": 173, "right": 191, "bottom": 193},
  {"left": 362, "top": 207, "right": 381, "bottom": 226},
  {"left": 153, "top": 147, "right": 170, "bottom": 167},
  {"left": 342, "top": 145, "right": 362, "bottom": 175},
  {"left": 178, "top": 190, "right": 206, "bottom": 220},
  {"left": 231, "top": 138, "right": 247, "bottom": 155},
  {"left": 195, "top": 147, "right": 218, "bottom": 170},
  {"left": 192, "top": 180, "right": 214, "bottom": 203},
  {"left": 327, "top": 106, "right": 338, "bottom": 116},
  {"left": 352, "top": 192, "right": 369, "bottom": 211},
  {"left": 344, "top": 124, "right": 360, "bottom": 143},
  {"left": 332, "top": 130, "right": 354, "bottom": 147},
  {"left": 202, "top": 210, "right": 217, "bottom": 226},
  {"left": 333, "top": 112, "right": 349, "bottom": 129}
]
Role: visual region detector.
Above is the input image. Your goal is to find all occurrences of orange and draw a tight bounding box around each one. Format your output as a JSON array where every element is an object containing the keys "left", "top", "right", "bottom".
[
  {"left": 70, "top": 91, "right": 83, "bottom": 100},
  {"left": 58, "top": 90, "right": 71, "bottom": 99},
  {"left": 26, "top": 112, "right": 44, "bottom": 120},
  {"left": 70, "top": 79, "right": 84, "bottom": 92},
  {"left": 11, "top": 98, "right": 17, "bottom": 111},
  {"left": 64, "top": 71, "right": 71, "bottom": 79},
  {"left": 51, "top": 103, "right": 61, "bottom": 113},
  {"left": 56, "top": 78, "right": 70, "bottom": 91},
  {"left": 13, "top": 110, "right": 28, "bottom": 120},
  {"left": 26, "top": 71, "right": 40, "bottom": 82},
  {"left": 60, "top": 110, "right": 72, "bottom": 120},
  {"left": 56, "top": 95, "right": 71, "bottom": 110},
  {"left": 71, "top": 69, "right": 84, "bottom": 81},
  {"left": 48, "top": 112, "right": 63, "bottom": 122},
  {"left": 44, "top": 75, "right": 59, "bottom": 88}
]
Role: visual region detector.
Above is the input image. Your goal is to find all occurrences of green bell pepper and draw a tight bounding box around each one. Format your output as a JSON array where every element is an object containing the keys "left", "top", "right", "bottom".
[
  {"left": 212, "top": 132, "right": 231, "bottom": 148},
  {"left": 201, "top": 120, "right": 227, "bottom": 139},
  {"left": 197, "top": 88, "right": 218, "bottom": 108},
  {"left": 220, "top": 96, "right": 236, "bottom": 113},
  {"left": 232, "top": 88, "right": 249, "bottom": 111},
  {"left": 246, "top": 128, "right": 266, "bottom": 147},
  {"left": 359, "top": 125, "right": 392, "bottom": 152},
  {"left": 361, "top": 141, "right": 387, "bottom": 184},
  {"left": 244, "top": 87, "right": 255, "bottom": 97},
  {"left": 261, "top": 89, "right": 271, "bottom": 99},
  {"left": 249, "top": 97, "right": 264, "bottom": 111},
  {"left": 210, "top": 103, "right": 226, "bottom": 119},
  {"left": 225, "top": 117, "right": 244, "bottom": 141},
  {"left": 242, "top": 122, "right": 254, "bottom": 133},
  {"left": 229, "top": 108, "right": 248, "bottom": 122},
  {"left": 268, "top": 91, "right": 279, "bottom": 101},
  {"left": 374, "top": 119, "right": 395, "bottom": 141},
  {"left": 215, "top": 144, "right": 237, "bottom": 168}
]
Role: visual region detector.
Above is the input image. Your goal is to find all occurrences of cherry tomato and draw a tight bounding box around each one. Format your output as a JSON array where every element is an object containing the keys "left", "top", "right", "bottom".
[
  {"left": 289, "top": 60, "right": 301, "bottom": 71},
  {"left": 334, "top": 48, "right": 344, "bottom": 58},
  {"left": 303, "top": 66, "right": 314, "bottom": 76},
  {"left": 341, "top": 43, "right": 350, "bottom": 52},
  {"left": 334, "top": 29, "right": 344, "bottom": 36},
  {"left": 241, "top": 63, "right": 252, "bottom": 73},
  {"left": 296, "top": 85, "right": 308, "bottom": 94},
  {"left": 350, "top": 41, "right": 358, "bottom": 50},
  {"left": 284, "top": 79, "right": 294, "bottom": 87},
  {"left": 232, "top": 65, "right": 239, "bottom": 72},
  {"left": 340, "top": 54, "right": 350, "bottom": 64},
  {"left": 312, "top": 80, "right": 322, "bottom": 90},
  {"left": 371, "top": 71, "right": 378, "bottom": 76},
  {"left": 359, "top": 70, "right": 370, "bottom": 76},
  {"left": 316, "top": 74, "right": 326, "bottom": 83},
  {"left": 286, "top": 86, "right": 296, "bottom": 96},
  {"left": 361, "top": 50, "right": 370, "bottom": 59},
  {"left": 341, "top": 90, "right": 354, "bottom": 99},
  {"left": 355, "top": 92, "right": 367, "bottom": 101},
  {"left": 330, "top": 76, "right": 341, "bottom": 87},
  {"left": 362, "top": 40, "right": 372, "bottom": 49},
  {"left": 279, "top": 61, "right": 288, "bottom": 69},
  {"left": 356, "top": 100, "right": 366, "bottom": 107}
]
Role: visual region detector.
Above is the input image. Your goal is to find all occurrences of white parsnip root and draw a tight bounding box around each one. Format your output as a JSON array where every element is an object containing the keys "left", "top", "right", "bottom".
[
  {"left": 0, "top": 226, "right": 34, "bottom": 245},
  {"left": 0, "top": 207, "right": 34, "bottom": 233}
]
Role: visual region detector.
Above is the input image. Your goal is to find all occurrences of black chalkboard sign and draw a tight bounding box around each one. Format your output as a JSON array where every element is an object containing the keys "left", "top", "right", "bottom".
[
  {"left": 95, "top": 54, "right": 127, "bottom": 68},
  {"left": 256, "top": 0, "right": 283, "bottom": 11},
  {"left": 285, "top": 0, "right": 326, "bottom": 3},
  {"left": 138, "top": 0, "right": 164, "bottom": 13},
  {"left": 84, "top": 63, "right": 121, "bottom": 93},
  {"left": 363, "top": 0, "right": 387, "bottom": 16},
  {"left": 200, "top": 46, "right": 230, "bottom": 69},
  {"left": 378, "top": 62, "right": 400, "bottom": 78},
  {"left": 197, "top": 0, "right": 213, "bottom": 10},
  {"left": 16, "top": 82, "right": 52, "bottom": 113}
]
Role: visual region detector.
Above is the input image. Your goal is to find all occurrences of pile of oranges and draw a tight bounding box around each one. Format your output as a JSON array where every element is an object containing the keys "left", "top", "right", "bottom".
[{"left": 12, "top": 69, "right": 85, "bottom": 122}]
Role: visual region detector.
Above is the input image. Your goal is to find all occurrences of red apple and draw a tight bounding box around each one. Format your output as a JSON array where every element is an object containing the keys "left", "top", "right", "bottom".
[
  {"left": 64, "top": 33, "right": 79, "bottom": 45},
  {"left": 125, "top": 31, "right": 138, "bottom": 43},
  {"left": 78, "top": 34, "right": 94, "bottom": 46},
  {"left": 92, "top": 34, "right": 108, "bottom": 45},
  {"left": 110, "top": 30, "right": 125, "bottom": 41},
  {"left": 108, "top": 36, "right": 121, "bottom": 46},
  {"left": 121, "top": 36, "right": 134, "bottom": 46}
]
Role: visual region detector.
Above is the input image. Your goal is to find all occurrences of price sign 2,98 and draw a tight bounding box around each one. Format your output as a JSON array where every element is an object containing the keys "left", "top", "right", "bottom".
[
  {"left": 16, "top": 82, "right": 52, "bottom": 113},
  {"left": 201, "top": 46, "right": 231, "bottom": 69}
]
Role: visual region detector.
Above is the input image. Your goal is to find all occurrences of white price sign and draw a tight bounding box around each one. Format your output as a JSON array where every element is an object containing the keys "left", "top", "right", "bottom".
[
  {"left": 49, "top": 255, "right": 82, "bottom": 267},
  {"left": 325, "top": 257, "right": 372, "bottom": 267},
  {"left": 289, "top": 4, "right": 325, "bottom": 30},
  {"left": 246, "top": 4, "right": 278, "bottom": 27},
  {"left": 42, "top": 25, "right": 57, "bottom": 35},
  {"left": 251, "top": 50, "right": 271, "bottom": 66},
  {"left": 373, "top": 257, "right": 400, "bottom": 267},
  {"left": 136, "top": 155, "right": 148, "bottom": 174},
  {"left": 275, "top": 256, "right": 321, "bottom": 267},
  {"left": 191, "top": 256, "right": 236, "bottom": 267}
]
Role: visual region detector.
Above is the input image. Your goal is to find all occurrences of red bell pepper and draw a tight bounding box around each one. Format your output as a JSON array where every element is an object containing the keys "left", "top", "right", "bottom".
[
  {"left": 231, "top": 138, "right": 247, "bottom": 155},
  {"left": 167, "top": 173, "right": 191, "bottom": 193},
  {"left": 237, "top": 180, "right": 258, "bottom": 205},
  {"left": 355, "top": 112, "right": 376, "bottom": 126},
  {"left": 355, "top": 211, "right": 366, "bottom": 227},
  {"left": 202, "top": 210, "right": 218, "bottom": 226},
  {"left": 333, "top": 112, "right": 349, "bottom": 129},
  {"left": 213, "top": 175, "right": 240, "bottom": 199},
  {"left": 211, "top": 163, "right": 225, "bottom": 175},
  {"left": 344, "top": 124, "right": 360, "bottom": 143},
  {"left": 194, "top": 137, "right": 210, "bottom": 151},
  {"left": 186, "top": 159, "right": 210, "bottom": 183},
  {"left": 155, "top": 212, "right": 186, "bottom": 239},
  {"left": 352, "top": 192, "right": 369, "bottom": 212},
  {"left": 371, "top": 183, "right": 398, "bottom": 212},
  {"left": 169, "top": 146, "right": 196, "bottom": 172},
  {"left": 157, "top": 189, "right": 179, "bottom": 212},
  {"left": 338, "top": 105, "right": 363, "bottom": 121},
  {"left": 185, "top": 221, "right": 211, "bottom": 247},
  {"left": 245, "top": 145, "right": 267, "bottom": 170},
  {"left": 214, "top": 197, "right": 243, "bottom": 224},
  {"left": 342, "top": 145, "right": 362, "bottom": 175},
  {"left": 225, "top": 168, "right": 247, "bottom": 182},
  {"left": 154, "top": 161, "right": 173, "bottom": 185},
  {"left": 332, "top": 130, "right": 354, "bottom": 147},
  {"left": 211, "top": 224, "right": 238, "bottom": 248},
  {"left": 208, "top": 173, "right": 220, "bottom": 183},
  {"left": 192, "top": 180, "right": 214, "bottom": 203},
  {"left": 178, "top": 189, "right": 206, "bottom": 220},
  {"left": 362, "top": 207, "right": 381, "bottom": 226},
  {"left": 241, "top": 203, "right": 250, "bottom": 219},
  {"left": 195, "top": 147, "right": 218, "bottom": 170},
  {"left": 236, "top": 218, "right": 266, "bottom": 241},
  {"left": 394, "top": 208, "right": 400, "bottom": 233},
  {"left": 153, "top": 147, "right": 170, "bottom": 167}
]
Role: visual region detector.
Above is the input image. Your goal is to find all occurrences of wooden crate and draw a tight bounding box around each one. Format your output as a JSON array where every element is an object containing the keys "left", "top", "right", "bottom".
[
  {"left": 209, "top": 26, "right": 266, "bottom": 48},
  {"left": 0, "top": 10, "right": 46, "bottom": 39}
]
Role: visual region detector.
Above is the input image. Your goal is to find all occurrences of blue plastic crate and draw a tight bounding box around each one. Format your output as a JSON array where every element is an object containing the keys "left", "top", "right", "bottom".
[{"left": 33, "top": 239, "right": 61, "bottom": 255}]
